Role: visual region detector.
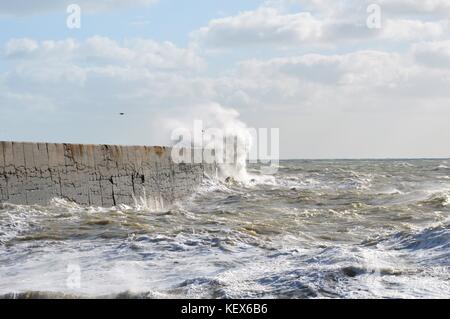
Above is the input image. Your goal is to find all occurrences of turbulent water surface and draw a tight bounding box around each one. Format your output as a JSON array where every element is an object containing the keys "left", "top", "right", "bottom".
[{"left": 1, "top": 159, "right": 449, "bottom": 299}]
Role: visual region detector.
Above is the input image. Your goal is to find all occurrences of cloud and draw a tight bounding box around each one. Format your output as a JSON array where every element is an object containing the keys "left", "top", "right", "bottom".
[
  {"left": 377, "top": 0, "right": 450, "bottom": 16},
  {"left": 0, "top": 36, "right": 206, "bottom": 119},
  {"left": 2, "top": 0, "right": 450, "bottom": 157},
  {"left": 192, "top": 3, "right": 450, "bottom": 48},
  {"left": 2, "top": 35, "right": 450, "bottom": 157},
  {"left": 225, "top": 48, "right": 450, "bottom": 113},
  {"left": 284, "top": 0, "right": 450, "bottom": 16},
  {"left": 3, "top": 36, "right": 203, "bottom": 70},
  {"left": 413, "top": 40, "right": 450, "bottom": 69},
  {"left": 5, "top": 38, "right": 40, "bottom": 57},
  {"left": 192, "top": 7, "right": 323, "bottom": 47},
  {"left": 0, "top": 0, "right": 158, "bottom": 15},
  {"left": 0, "top": 36, "right": 212, "bottom": 146},
  {"left": 381, "top": 19, "right": 448, "bottom": 41}
]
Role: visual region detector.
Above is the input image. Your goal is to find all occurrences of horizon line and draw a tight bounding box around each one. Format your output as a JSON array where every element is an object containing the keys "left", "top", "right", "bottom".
[{"left": 277, "top": 157, "right": 450, "bottom": 161}]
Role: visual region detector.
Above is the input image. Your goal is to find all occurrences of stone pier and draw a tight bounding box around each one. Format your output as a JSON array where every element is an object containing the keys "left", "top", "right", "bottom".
[{"left": 0, "top": 141, "right": 216, "bottom": 207}]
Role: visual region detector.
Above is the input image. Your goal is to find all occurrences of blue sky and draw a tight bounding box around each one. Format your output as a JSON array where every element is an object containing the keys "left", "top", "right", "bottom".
[
  {"left": 0, "top": 1, "right": 263, "bottom": 45},
  {"left": 1, "top": 0, "right": 450, "bottom": 158}
]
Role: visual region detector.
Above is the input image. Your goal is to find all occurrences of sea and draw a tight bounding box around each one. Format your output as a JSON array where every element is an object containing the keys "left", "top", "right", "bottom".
[{"left": 0, "top": 159, "right": 449, "bottom": 298}]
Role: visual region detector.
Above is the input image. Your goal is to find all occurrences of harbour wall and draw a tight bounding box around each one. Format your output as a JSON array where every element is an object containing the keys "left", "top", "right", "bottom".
[{"left": 0, "top": 141, "right": 216, "bottom": 207}]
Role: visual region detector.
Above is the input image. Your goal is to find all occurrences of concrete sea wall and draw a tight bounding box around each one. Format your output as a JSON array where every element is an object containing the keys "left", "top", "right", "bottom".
[{"left": 0, "top": 141, "right": 216, "bottom": 207}]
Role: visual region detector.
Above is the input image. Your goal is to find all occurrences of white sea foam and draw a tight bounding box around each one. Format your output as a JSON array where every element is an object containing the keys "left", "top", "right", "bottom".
[{"left": 1, "top": 159, "right": 450, "bottom": 298}]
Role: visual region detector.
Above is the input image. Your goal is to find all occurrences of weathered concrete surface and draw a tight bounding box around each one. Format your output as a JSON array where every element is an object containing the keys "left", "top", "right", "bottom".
[{"left": 0, "top": 141, "right": 216, "bottom": 207}]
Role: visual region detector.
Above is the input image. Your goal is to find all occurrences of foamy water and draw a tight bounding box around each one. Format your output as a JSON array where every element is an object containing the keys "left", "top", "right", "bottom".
[{"left": 1, "top": 159, "right": 449, "bottom": 299}]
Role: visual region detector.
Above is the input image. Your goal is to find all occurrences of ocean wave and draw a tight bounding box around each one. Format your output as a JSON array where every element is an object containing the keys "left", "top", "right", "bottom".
[
  {"left": 384, "top": 224, "right": 450, "bottom": 252},
  {"left": 2, "top": 159, "right": 450, "bottom": 299},
  {"left": 433, "top": 164, "right": 449, "bottom": 171},
  {"left": 419, "top": 191, "right": 450, "bottom": 208},
  {"left": 0, "top": 290, "right": 169, "bottom": 299},
  {"left": 0, "top": 204, "right": 49, "bottom": 245}
]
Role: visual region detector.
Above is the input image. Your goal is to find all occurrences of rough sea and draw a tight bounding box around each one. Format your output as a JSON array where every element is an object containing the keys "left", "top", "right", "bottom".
[{"left": 1, "top": 159, "right": 449, "bottom": 299}]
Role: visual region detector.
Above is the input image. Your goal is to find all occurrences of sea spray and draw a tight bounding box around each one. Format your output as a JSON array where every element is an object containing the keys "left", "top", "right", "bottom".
[
  {"left": 165, "top": 103, "right": 280, "bottom": 185},
  {"left": 166, "top": 103, "right": 254, "bottom": 182}
]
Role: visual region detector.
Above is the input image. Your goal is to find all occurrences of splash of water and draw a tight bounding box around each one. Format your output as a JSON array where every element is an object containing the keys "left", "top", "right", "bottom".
[{"left": 162, "top": 103, "right": 254, "bottom": 183}]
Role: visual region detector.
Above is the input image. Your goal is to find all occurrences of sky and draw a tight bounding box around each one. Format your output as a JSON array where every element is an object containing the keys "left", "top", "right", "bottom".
[{"left": 0, "top": 0, "right": 449, "bottom": 159}]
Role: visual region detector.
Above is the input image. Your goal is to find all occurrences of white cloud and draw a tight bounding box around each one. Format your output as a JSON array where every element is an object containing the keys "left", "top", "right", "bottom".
[
  {"left": 2, "top": 35, "right": 450, "bottom": 157},
  {"left": 5, "top": 38, "right": 39, "bottom": 57},
  {"left": 192, "top": 7, "right": 324, "bottom": 47},
  {"left": 4, "top": 37, "right": 203, "bottom": 70},
  {"left": 0, "top": 0, "right": 157, "bottom": 15},
  {"left": 285, "top": 0, "right": 450, "bottom": 16},
  {"left": 413, "top": 40, "right": 450, "bottom": 69},
  {"left": 0, "top": 36, "right": 212, "bottom": 146},
  {"left": 192, "top": 3, "right": 450, "bottom": 48},
  {"left": 225, "top": 48, "right": 450, "bottom": 114},
  {"left": 0, "top": 36, "right": 208, "bottom": 128},
  {"left": 237, "top": 51, "right": 407, "bottom": 87},
  {"left": 2, "top": 0, "right": 450, "bottom": 157},
  {"left": 381, "top": 19, "right": 448, "bottom": 41},
  {"left": 377, "top": 0, "right": 450, "bottom": 16}
]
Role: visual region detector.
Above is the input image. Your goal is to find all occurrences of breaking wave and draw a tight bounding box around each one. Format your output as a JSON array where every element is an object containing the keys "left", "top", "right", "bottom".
[{"left": 1, "top": 159, "right": 450, "bottom": 298}]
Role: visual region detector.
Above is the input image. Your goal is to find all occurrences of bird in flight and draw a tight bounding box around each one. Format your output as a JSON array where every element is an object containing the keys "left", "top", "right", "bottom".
[{"left": 119, "top": 113, "right": 125, "bottom": 115}]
